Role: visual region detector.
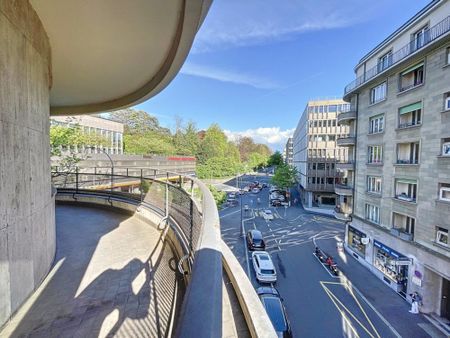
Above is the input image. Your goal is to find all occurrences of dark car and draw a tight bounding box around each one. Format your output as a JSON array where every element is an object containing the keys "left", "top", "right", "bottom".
[
  {"left": 271, "top": 199, "right": 282, "bottom": 207},
  {"left": 246, "top": 229, "right": 265, "bottom": 251},
  {"left": 257, "top": 287, "right": 293, "bottom": 338}
]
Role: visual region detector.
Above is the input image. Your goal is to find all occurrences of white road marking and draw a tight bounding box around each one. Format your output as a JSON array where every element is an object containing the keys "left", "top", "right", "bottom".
[
  {"left": 312, "top": 252, "right": 339, "bottom": 279},
  {"left": 219, "top": 209, "right": 241, "bottom": 218}
]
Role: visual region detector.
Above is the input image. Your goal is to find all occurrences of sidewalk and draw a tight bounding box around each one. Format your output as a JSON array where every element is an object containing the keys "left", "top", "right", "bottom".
[{"left": 318, "top": 238, "right": 446, "bottom": 338}]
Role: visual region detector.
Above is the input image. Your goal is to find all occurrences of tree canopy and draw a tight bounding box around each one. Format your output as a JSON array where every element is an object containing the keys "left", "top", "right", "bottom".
[
  {"left": 268, "top": 150, "right": 284, "bottom": 166},
  {"left": 271, "top": 164, "right": 298, "bottom": 189},
  {"left": 107, "top": 108, "right": 170, "bottom": 134}
]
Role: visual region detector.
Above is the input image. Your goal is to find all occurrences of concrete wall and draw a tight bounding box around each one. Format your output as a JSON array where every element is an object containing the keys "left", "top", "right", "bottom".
[{"left": 0, "top": 2, "right": 55, "bottom": 328}]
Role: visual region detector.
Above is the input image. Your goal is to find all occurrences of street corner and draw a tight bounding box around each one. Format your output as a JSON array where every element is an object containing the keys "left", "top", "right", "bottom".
[{"left": 319, "top": 281, "right": 399, "bottom": 338}]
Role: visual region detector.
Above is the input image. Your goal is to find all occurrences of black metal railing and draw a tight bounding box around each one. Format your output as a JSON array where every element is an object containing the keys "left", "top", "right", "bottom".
[{"left": 345, "top": 15, "right": 450, "bottom": 95}]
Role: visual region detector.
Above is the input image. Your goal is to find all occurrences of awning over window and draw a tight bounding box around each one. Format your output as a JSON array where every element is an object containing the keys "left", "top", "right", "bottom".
[
  {"left": 396, "top": 179, "right": 417, "bottom": 184},
  {"left": 399, "top": 102, "right": 422, "bottom": 115},
  {"left": 401, "top": 62, "right": 424, "bottom": 75}
]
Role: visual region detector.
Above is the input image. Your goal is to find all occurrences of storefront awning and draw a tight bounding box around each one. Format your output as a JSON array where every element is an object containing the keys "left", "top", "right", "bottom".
[
  {"left": 396, "top": 179, "right": 417, "bottom": 185},
  {"left": 399, "top": 102, "right": 422, "bottom": 115}
]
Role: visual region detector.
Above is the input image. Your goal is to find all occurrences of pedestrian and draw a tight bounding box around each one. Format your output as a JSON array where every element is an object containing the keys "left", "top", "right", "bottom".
[{"left": 409, "top": 292, "right": 421, "bottom": 314}]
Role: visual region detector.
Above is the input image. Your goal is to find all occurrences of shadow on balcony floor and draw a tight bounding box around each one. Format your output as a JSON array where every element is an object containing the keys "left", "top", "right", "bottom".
[{"left": 1, "top": 205, "right": 183, "bottom": 338}]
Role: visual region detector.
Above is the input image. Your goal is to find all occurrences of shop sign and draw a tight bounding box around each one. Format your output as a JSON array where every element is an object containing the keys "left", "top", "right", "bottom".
[
  {"left": 394, "top": 258, "right": 411, "bottom": 266},
  {"left": 412, "top": 276, "right": 422, "bottom": 286},
  {"left": 373, "top": 240, "right": 404, "bottom": 259},
  {"left": 349, "top": 225, "right": 366, "bottom": 238}
]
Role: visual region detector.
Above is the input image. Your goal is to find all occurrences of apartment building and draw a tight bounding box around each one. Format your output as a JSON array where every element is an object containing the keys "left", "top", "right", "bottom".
[
  {"left": 51, "top": 115, "right": 124, "bottom": 154},
  {"left": 339, "top": 0, "right": 450, "bottom": 320},
  {"left": 292, "top": 99, "right": 350, "bottom": 209},
  {"left": 284, "top": 137, "right": 294, "bottom": 165}
]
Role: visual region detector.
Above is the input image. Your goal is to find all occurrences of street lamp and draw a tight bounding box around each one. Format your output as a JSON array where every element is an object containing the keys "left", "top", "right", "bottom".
[{"left": 88, "top": 146, "right": 114, "bottom": 191}]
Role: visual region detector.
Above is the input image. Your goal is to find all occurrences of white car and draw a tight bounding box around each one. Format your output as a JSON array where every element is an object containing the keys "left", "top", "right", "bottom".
[
  {"left": 252, "top": 251, "right": 277, "bottom": 283},
  {"left": 252, "top": 188, "right": 260, "bottom": 194},
  {"left": 262, "top": 209, "right": 274, "bottom": 220}
]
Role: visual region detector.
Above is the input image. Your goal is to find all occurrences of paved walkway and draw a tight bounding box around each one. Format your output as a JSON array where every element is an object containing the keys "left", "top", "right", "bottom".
[{"left": 1, "top": 205, "right": 182, "bottom": 338}]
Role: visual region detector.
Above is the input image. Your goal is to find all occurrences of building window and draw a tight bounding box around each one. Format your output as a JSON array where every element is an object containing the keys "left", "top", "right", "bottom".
[
  {"left": 370, "top": 82, "right": 387, "bottom": 104},
  {"left": 378, "top": 51, "right": 393, "bottom": 72},
  {"left": 392, "top": 212, "right": 415, "bottom": 238},
  {"left": 399, "top": 62, "right": 424, "bottom": 92},
  {"left": 413, "top": 25, "right": 428, "bottom": 50},
  {"left": 447, "top": 48, "right": 450, "bottom": 65},
  {"left": 441, "top": 138, "right": 450, "bottom": 156},
  {"left": 328, "top": 105, "right": 337, "bottom": 112},
  {"left": 439, "top": 183, "right": 450, "bottom": 202},
  {"left": 445, "top": 93, "right": 450, "bottom": 111},
  {"left": 365, "top": 204, "right": 380, "bottom": 224},
  {"left": 317, "top": 163, "right": 325, "bottom": 170},
  {"left": 436, "top": 227, "right": 448, "bottom": 247},
  {"left": 396, "top": 142, "right": 420, "bottom": 164},
  {"left": 398, "top": 101, "right": 422, "bottom": 128},
  {"left": 394, "top": 179, "right": 417, "bottom": 203},
  {"left": 367, "top": 176, "right": 382, "bottom": 194},
  {"left": 369, "top": 114, "right": 384, "bottom": 134},
  {"left": 368, "top": 145, "right": 383, "bottom": 164}
]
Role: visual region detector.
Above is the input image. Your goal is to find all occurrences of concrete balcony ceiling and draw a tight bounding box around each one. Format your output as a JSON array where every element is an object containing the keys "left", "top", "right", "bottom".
[
  {"left": 335, "top": 184, "right": 354, "bottom": 196},
  {"left": 30, "top": 0, "right": 212, "bottom": 115},
  {"left": 337, "top": 110, "right": 357, "bottom": 125}
]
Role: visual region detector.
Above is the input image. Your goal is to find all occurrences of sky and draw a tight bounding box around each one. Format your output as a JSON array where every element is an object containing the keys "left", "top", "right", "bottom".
[{"left": 135, "top": 0, "right": 431, "bottom": 151}]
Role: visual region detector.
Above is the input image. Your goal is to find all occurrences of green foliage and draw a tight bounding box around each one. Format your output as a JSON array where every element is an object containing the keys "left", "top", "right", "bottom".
[
  {"left": 271, "top": 164, "right": 298, "bottom": 189},
  {"left": 173, "top": 120, "right": 200, "bottom": 156},
  {"left": 50, "top": 125, "right": 108, "bottom": 154},
  {"left": 208, "top": 185, "right": 227, "bottom": 208},
  {"left": 123, "top": 132, "right": 176, "bottom": 155},
  {"left": 246, "top": 152, "right": 268, "bottom": 170},
  {"left": 197, "top": 124, "right": 229, "bottom": 163},
  {"left": 268, "top": 151, "right": 284, "bottom": 166},
  {"left": 140, "top": 180, "right": 150, "bottom": 193},
  {"left": 107, "top": 108, "right": 170, "bottom": 134},
  {"left": 197, "top": 157, "right": 243, "bottom": 179}
]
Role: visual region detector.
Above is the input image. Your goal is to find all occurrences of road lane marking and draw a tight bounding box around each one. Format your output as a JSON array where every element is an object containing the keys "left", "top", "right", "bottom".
[
  {"left": 219, "top": 209, "right": 241, "bottom": 218},
  {"left": 321, "top": 282, "right": 377, "bottom": 338},
  {"left": 242, "top": 219, "right": 251, "bottom": 277}
]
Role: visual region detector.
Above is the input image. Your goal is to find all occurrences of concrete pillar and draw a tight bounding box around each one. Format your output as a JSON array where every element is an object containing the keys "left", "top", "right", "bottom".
[
  {"left": 307, "top": 191, "right": 313, "bottom": 208},
  {"left": 0, "top": 2, "right": 55, "bottom": 327}
]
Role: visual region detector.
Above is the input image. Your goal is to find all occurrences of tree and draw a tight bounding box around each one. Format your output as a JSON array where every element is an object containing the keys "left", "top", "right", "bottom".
[
  {"left": 173, "top": 120, "right": 200, "bottom": 156},
  {"left": 237, "top": 136, "right": 256, "bottom": 162},
  {"left": 197, "top": 124, "right": 229, "bottom": 164},
  {"left": 107, "top": 108, "right": 170, "bottom": 134},
  {"left": 123, "top": 131, "right": 175, "bottom": 155},
  {"left": 246, "top": 152, "right": 268, "bottom": 170},
  {"left": 271, "top": 164, "right": 298, "bottom": 189},
  {"left": 268, "top": 151, "right": 284, "bottom": 166},
  {"left": 254, "top": 143, "right": 272, "bottom": 158}
]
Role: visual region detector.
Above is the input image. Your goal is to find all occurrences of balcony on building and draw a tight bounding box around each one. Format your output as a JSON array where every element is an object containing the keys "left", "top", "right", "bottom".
[
  {"left": 335, "top": 180, "right": 354, "bottom": 196},
  {"left": 394, "top": 179, "right": 417, "bottom": 203},
  {"left": 336, "top": 160, "right": 355, "bottom": 171},
  {"left": 336, "top": 134, "right": 356, "bottom": 147},
  {"left": 391, "top": 212, "right": 415, "bottom": 241},
  {"left": 398, "top": 102, "right": 422, "bottom": 129},
  {"left": 396, "top": 142, "right": 420, "bottom": 165},
  {"left": 337, "top": 107, "right": 357, "bottom": 125}
]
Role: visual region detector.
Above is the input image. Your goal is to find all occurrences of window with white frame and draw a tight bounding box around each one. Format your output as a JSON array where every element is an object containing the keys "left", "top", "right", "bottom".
[
  {"left": 445, "top": 93, "right": 450, "bottom": 111},
  {"left": 436, "top": 227, "right": 448, "bottom": 246},
  {"left": 442, "top": 138, "right": 450, "bottom": 156},
  {"left": 365, "top": 204, "right": 380, "bottom": 224},
  {"left": 370, "top": 82, "right": 387, "bottom": 104},
  {"left": 378, "top": 51, "right": 393, "bottom": 72},
  {"left": 447, "top": 48, "right": 450, "bottom": 65},
  {"left": 392, "top": 212, "right": 415, "bottom": 235},
  {"left": 439, "top": 183, "right": 450, "bottom": 202},
  {"left": 413, "top": 25, "right": 428, "bottom": 50},
  {"left": 395, "top": 179, "right": 417, "bottom": 202},
  {"left": 367, "top": 176, "right": 382, "bottom": 194},
  {"left": 368, "top": 145, "right": 383, "bottom": 164},
  {"left": 369, "top": 114, "right": 384, "bottom": 134},
  {"left": 397, "top": 142, "right": 420, "bottom": 164},
  {"left": 399, "top": 62, "right": 424, "bottom": 92}
]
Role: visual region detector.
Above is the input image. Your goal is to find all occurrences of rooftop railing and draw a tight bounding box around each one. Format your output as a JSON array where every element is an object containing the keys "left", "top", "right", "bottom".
[{"left": 344, "top": 15, "right": 450, "bottom": 95}]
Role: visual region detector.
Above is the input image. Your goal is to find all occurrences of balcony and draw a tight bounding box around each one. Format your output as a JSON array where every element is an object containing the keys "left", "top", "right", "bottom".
[
  {"left": 335, "top": 184, "right": 354, "bottom": 196},
  {"left": 344, "top": 15, "right": 450, "bottom": 96},
  {"left": 337, "top": 135, "right": 356, "bottom": 147},
  {"left": 336, "top": 161, "right": 355, "bottom": 171},
  {"left": 337, "top": 109, "right": 357, "bottom": 125},
  {"left": 1, "top": 168, "right": 276, "bottom": 337}
]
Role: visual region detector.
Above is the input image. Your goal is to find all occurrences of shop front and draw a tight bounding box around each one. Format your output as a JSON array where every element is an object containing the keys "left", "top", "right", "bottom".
[
  {"left": 347, "top": 225, "right": 367, "bottom": 258},
  {"left": 373, "top": 240, "right": 411, "bottom": 295}
]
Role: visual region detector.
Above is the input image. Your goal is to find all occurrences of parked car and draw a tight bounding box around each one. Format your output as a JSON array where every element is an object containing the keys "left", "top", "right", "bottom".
[
  {"left": 226, "top": 198, "right": 238, "bottom": 206},
  {"left": 252, "top": 251, "right": 277, "bottom": 283},
  {"left": 246, "top": 229, "right": 265, "bottom": 251},
  {"left": 228, "top": 192, "right": 236, "bottom": 199},
  {"left": 257, "top": 287, "right": 293, "bottom": 338},
  {"left": 261, "top": 183, "right": 268, "bottom": 188},
  {"left": 252, "top": 188, "right": 260, "bottom": 194},
  {"left": 271, "top": 199, "right": 282, "bottom": 207},
  {"left": 262, "top": 209, "right": 274, "bottom": 220}
]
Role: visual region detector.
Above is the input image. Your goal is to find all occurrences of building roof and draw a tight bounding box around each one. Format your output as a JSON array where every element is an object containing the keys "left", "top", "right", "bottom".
[{"left": 30, "top": 0, "right": 212, "bottom": 115}]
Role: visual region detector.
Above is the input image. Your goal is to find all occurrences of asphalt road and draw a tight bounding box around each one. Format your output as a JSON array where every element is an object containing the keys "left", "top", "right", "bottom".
[{"left": 220, "top": 173, "right": 401, "bottom": 338}]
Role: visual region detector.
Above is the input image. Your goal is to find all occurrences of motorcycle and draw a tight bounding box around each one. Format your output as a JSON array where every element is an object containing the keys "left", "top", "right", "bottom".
[
  {"left": 326, "top": 258, "right": 339, "bottom": 276},
  {"left": 314, "top": 247, "right": 326, "bottom": 262}
]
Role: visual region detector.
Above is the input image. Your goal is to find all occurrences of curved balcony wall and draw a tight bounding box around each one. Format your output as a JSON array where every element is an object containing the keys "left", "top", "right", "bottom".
[
  {"left": 337, "top": 110, "right": 357, "bottom": 125},
  {"left": 336, "top": 161, "right": 355, "bottom": 171},
  {"left": 336, "top": 136, "right": 356, "bottom": 147},
  {"left": 335, "top": 184, "right": 354, "bottom": 196}
]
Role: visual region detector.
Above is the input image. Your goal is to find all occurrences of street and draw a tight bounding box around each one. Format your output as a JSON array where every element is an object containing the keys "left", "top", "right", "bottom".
[{"left": 219, "top": 174, "right": 434, "bottom": 338}]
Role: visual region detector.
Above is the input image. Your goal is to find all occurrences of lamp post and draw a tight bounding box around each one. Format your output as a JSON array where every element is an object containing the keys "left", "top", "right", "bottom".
[{"left": 88, "top": 146, "right": 114, "bottom": 191}]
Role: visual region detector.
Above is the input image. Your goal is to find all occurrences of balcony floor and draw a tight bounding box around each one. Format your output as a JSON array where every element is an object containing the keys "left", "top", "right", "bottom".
[{"left": 1, "top": 205, "right": 182, "bottom": 338}]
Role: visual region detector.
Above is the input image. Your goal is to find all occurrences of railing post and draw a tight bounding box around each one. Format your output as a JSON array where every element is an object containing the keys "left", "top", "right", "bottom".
[
  {"left": 75, "top": 167, "right": 79, "bottom": 192},
  {"left": 140, "top": 169, "right": 143, "bottom": 202},
  {"left": 190, "top": 198, "right": 194, "bottom": 252},
  {"left": 111, "top": 166, "right": 114, "bottom": 192},
  {"left": 154, "top": 169, "right": 157, "bottom": 179},
  {"left": 179, "top": 175, "right": 182, "bottom": 188},
  {"left": 190, "top": 180, "right": 194, "bottom": 198},
  {"left": 165, "top": 181, "right": 169, "bottom": 218}
]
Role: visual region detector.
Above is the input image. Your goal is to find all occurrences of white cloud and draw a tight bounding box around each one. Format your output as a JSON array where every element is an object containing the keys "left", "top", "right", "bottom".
[
  {"left": 224, "top": 127, "right": 295, "bottom": 151},
  {"left": 193, "top": 0, "right": 375, "bottom": 53},
  {"left": 180, "top": 63, "right": 280, "bottom": 89}
]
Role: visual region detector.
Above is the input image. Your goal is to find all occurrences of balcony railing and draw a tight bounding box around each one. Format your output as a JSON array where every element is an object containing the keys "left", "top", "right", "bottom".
[
  {"left": 337, "top": 109, "right": 357, "bottom": 125},
  {"left": 396, "top": 159, "right": 418, "bottom": 165},
  {"left": 344, "top": 15, "right": 450, "bottom": 95},
  {"left": 51, "top": 166, "right": 275, "bottom": 337},
  {"left": 336, "top": 135, "right": 356, "bottom": 147},
  {"left": 335, "top": 184, "right": 354, "bottom": 196}
]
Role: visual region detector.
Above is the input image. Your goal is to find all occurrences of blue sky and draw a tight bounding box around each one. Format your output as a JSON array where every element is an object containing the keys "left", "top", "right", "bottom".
[{"left": 135, "top": 0, "right": 430, "bottom": 151}]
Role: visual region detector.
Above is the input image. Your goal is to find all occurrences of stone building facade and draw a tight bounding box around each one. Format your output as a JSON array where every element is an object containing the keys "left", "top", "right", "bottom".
[{"left": 340, "top": 0, "right": 450, "bottom": 319}]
